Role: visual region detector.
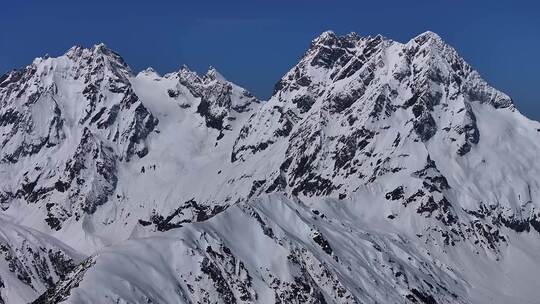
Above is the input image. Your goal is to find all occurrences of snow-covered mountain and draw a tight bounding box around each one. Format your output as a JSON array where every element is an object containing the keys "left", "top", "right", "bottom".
[{"left": 0, "top": 31, "right": 539, "bottom": 303}]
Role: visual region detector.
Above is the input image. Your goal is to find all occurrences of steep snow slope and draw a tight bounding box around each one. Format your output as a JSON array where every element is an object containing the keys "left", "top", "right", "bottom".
[
  {"left": 0, "top": 47, "right": 260, "bottom": 253},
  {"left": 0, "top": 44, "right": 262, "bottom": 300},
  {"left": 34, "top": 194, "right": 540, "bottom": 304},
  {"left": 232, "top": 30, "right": 540, "bottom": 251},
  {"left": 0, "top": 44, "right": 158, "bottom": 250},
  {"left": 0, "top": 30, "right": 539, "bottom": 303},
  {"left": 0, "top": 216, "right": 83, "bottom": 303}
]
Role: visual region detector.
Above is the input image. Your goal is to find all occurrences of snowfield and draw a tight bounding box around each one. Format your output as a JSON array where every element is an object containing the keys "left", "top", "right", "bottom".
[{"left": 0, "top": 30, "right": 539, "bottom": 303}]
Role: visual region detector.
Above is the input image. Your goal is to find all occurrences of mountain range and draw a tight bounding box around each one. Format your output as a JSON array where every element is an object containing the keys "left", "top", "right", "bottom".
[{"left": 0, "top": 30, "right": 539, "bottom": 303}]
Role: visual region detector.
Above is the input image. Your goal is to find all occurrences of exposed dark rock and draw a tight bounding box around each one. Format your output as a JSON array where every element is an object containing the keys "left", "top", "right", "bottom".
[
  {"left": 409, "top": 288, "right": 438, "bottom": 304},
  {"left": 386, "top": 186, "right": 404, "bottom": 201},
  {"left": 312, "top": 231, "right": 333, "bottom": 255}
]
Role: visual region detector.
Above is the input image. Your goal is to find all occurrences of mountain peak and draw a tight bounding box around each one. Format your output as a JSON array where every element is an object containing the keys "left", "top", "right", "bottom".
[
  {"left": 138, "top": 67, "right": 161, "bottom": 78},
  {"left": 310, "top": 30, "right": 361, "bottom": 49},
  {"left": 91, "top": 42, "right": 124, "bottom": 60},
  {"left": 206, "top": 66, "right": 227, "bottom": 82},
  {"left": 93, "top": 42, "right": 108, "bottom": 50},
  {"left": 416, "top": 30, "right": 442, "bottom": 39},
  {"left": 64, "top": 45, "right": 84, "bottom": 58},
  {"left": 314, "top": 30, "right": 336, "bottom": 41},
  {"left": 142, "top": 66, "right": 156, "bottom": 73},
  {"left": 62, "top": 43, "right": 132, "bottom": 78},
  {"left": 64, "top": 43, "right": 123, "bottom": 62},
  {"left": 410, "top": 30, "right": 446, "bottom": 47},
  {"left": 64, "top": 43, "right": 111, "bottom": 57}
]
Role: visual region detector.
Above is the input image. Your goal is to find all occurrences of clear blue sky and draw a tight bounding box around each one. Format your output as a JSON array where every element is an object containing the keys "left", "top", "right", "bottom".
[{"left": 1, "top": 0, "right": 538, "bottom": 120}]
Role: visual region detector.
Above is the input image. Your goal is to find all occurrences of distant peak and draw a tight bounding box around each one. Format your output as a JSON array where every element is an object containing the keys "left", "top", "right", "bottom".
[
  {"left": 65, "top": 45, "right": 84, "bottom": 58},
  {"left": 314, "top": 30, "right": 364, "bottom": 41},
  {"left": 310, "top": 30, "right": 362, "bottom": 50},
  {"left": 345, "top": 32, "right": 360, "bottom": 40},
  {"left": 139, "top": 67, "right": 161, "bottom": 78},
  {"left": 67, "top": 45, "right": 83, "bottom": 51},
  {"left": 312, "top": 30, "right": 337, "bottom": 45},
  {"left": 62, "top": 43, "right": 131, "bottom": 76},
  {"left": 143, "top": 67, "right": 155, "bottom": 73},
  {"left": 206, "top": 66, "right": 226, "bottom": 82},
  {"left": 411, "top": 31, "right": 444, "bottom": 45},
  {"left": 92, "top": 42, "right": 118, "bottom": 56},
  {"left": 177, "top": 65, "right": 201, "bottom": 83},
  {"left": 318, "top": 30, "right": 336, "bottom": 39},
  {"left": 178, "top": 64, "right": 199, "bottom": 75},
  {"left": 419, "top": 30, "right": 441, "bottom": 38},
  {"left": 94, "top": 42, "right": 108, "bottom": 49},
  {"left": 64, "top": 42, "right": 118, "bottom": 59}
]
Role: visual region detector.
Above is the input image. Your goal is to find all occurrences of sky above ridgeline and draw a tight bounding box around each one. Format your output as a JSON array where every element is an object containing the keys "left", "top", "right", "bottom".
[{"left": 1, "top": 1, "right": 538, "bottom": 120}]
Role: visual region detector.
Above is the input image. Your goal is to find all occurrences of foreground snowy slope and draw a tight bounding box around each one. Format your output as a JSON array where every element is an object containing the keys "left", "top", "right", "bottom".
[
  {"left": 34, "top": 195, "right": 540, "bottom": 304},
  {"left": 0, "top": 217, "right": 83, "bottom": 303},
  {"left": 0, "top": 30, "right": 539, "bottom": 303}
]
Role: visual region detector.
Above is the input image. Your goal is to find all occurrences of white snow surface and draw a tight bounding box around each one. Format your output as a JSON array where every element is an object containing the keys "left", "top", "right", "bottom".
[{"left": 55, "top": 195, "right": 540, "bottom": 303}]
